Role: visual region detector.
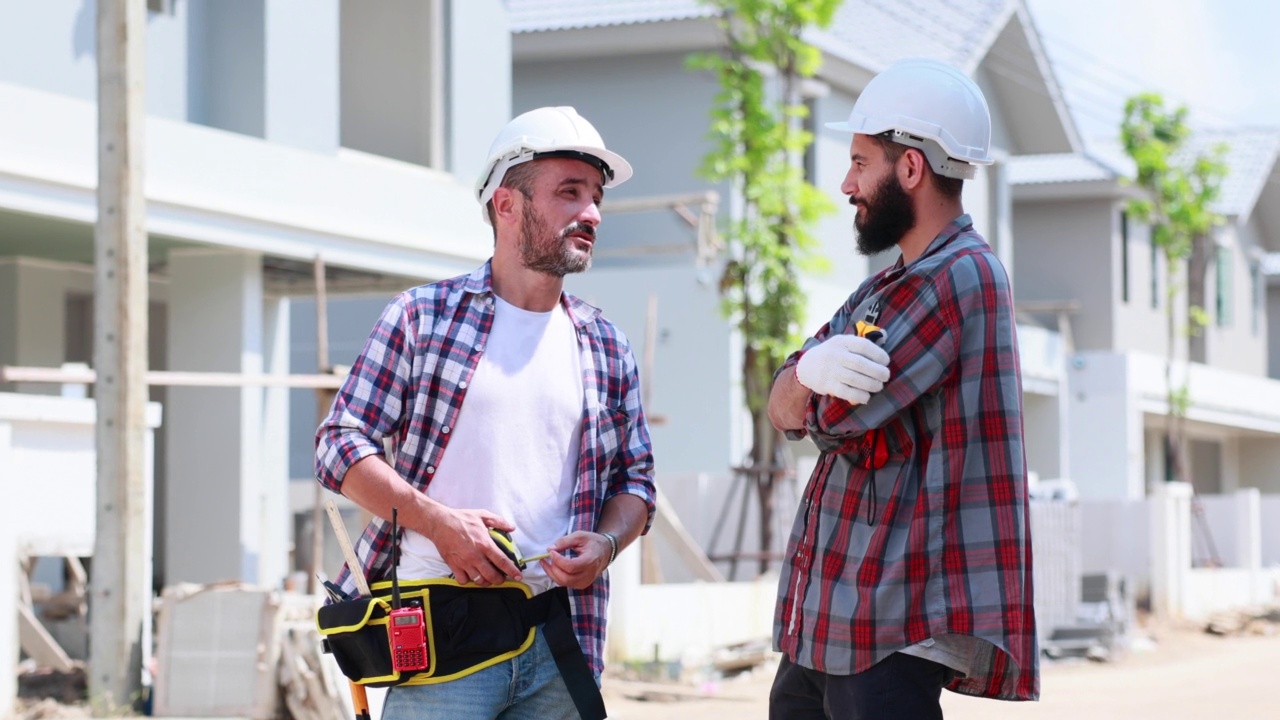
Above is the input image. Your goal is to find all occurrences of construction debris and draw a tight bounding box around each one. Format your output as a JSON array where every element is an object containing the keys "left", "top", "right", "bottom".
[{"left": 1204, "top": 606, "right": 1280, "bottom": 637}]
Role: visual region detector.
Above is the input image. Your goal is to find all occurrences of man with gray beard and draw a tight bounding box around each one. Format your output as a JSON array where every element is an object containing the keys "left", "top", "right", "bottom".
[{"left": 316, "top": 106, "right": 656, "bottom": 720}]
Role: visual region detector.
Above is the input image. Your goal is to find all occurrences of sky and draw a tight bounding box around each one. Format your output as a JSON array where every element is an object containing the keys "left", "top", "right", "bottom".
[{"left": 1023, "top": 0, "right": 1280, "bottom": 147}]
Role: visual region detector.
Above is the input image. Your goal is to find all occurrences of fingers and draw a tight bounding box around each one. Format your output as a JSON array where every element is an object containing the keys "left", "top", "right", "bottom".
[
  {"left": 845, "top": 353, "right": 890, "bottom": 385},
  {"left": 478, "top": 511, "right": 516, "bottom": 533},
  {"left": 828, "top": 333, "right": 891, "bottom": 366},
  {"left": 540, "top": 532, "right": 609, "bottom": 590},
  {"left": 825, "top": 383, "right": 871, "bottom": 405}
]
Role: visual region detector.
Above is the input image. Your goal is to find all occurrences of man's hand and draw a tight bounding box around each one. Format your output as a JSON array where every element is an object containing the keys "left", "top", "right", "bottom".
[
  {"left": 539, "top": 531, "right": 612, "bottom": 590},
  {"left": 425, "top": 507, "right": 521, "bottom": 586},
  {"left": 795, "top": 334, "right": 891, "bottom": 404}
]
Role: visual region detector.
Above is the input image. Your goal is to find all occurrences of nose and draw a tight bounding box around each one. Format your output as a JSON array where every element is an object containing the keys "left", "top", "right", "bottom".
[
  {"left": 579, "top": 201, "right": 602, "bottom": 228},
  {"left": 841, "top": 168, "right": 858, "bottom": 198}
]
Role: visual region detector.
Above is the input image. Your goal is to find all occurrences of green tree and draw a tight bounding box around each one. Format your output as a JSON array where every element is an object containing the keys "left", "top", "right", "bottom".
[
  {"left": 1120, "top": 93, "right": 1227, "bottom": 486},
  {"left": 689, "top": 0, "right": 839, "bottom": 576}
]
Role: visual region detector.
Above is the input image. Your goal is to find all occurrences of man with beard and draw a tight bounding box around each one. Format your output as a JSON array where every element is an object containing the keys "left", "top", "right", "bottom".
[
  {"left": 765, "top": 59, "right": 1038, "bottom": 718},
  {"left": 316, "top": 106, "right": 655, "bottom": 720}
]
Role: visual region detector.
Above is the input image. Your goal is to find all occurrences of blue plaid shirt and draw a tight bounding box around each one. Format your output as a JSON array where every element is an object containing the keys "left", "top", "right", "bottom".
[{"left": 315, "top": 260, "right": 656, "bottom": 676}]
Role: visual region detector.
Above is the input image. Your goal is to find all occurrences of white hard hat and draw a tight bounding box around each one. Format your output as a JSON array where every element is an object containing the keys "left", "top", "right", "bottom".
[
  {"left": 827, "top": 58, "right": 993, "bottom": 179},
  {"left": 475, "top": 106, "right": 633, "bottom": 224}
]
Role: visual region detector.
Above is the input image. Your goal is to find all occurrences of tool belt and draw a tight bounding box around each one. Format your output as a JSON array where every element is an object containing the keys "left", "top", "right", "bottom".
[{"left": 316, "top": 578, "right": 605, "bottom": 720}]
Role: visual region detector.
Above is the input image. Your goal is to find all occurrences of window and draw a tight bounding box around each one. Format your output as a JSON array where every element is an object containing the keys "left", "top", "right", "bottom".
[
  {"left": 1251, "top": 261, "right": 1261, "bottom": 335},
  {"left": 1215, "top": 245, "right": 1232, "bottom": 327},
  {"left": 1120, "top": 210, "right": 1130, "bottom": 303}
]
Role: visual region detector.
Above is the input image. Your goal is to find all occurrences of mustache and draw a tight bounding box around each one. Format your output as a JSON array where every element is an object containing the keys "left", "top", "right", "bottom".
[
  {"left": 561, "top": 222, "right": 596, "bottom": 240},
  {"left": 849, "top": 196, "right": 864, "bottom": 206}
]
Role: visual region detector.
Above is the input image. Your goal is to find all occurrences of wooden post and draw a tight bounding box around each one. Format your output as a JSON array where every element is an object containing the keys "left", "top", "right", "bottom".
[
  {"left": 309, "top": 256, "right": 332, "bottom": 594},
  {"left": 90, "top": 0, "right": 149, "bottom": 711}
]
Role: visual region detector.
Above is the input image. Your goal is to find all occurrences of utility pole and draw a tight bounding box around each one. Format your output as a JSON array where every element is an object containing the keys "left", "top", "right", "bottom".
[{"left": 90, "top": 0, "right": 149, "bottom": 711}]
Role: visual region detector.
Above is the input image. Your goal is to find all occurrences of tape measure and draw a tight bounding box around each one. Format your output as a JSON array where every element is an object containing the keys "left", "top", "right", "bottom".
[
  {"left": 488, "top": 528, "right": 549, "bottom": 570},
  {"left": 855, "top": 320, "right": 885, "bottom": 345}
]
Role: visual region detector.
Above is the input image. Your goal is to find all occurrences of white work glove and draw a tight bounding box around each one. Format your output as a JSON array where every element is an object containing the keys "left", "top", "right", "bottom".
[{"left": 795, "top": 334, "right": 891, "bottom": 405}]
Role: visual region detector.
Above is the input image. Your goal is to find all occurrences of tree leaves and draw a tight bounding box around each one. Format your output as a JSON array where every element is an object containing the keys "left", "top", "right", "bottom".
[{"left": 689, "top": 0, "right": 838, "bottom": 452}]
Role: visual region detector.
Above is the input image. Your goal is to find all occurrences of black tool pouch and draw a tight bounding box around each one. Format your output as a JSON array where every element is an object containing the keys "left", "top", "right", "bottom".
[{"left": 316, "top": 579, "right": 535, "bottom": 687}]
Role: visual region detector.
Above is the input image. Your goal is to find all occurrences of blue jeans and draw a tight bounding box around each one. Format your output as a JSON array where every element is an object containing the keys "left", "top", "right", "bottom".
[{"left": 381, "top": 627, "right": 577, "bottom": 720}]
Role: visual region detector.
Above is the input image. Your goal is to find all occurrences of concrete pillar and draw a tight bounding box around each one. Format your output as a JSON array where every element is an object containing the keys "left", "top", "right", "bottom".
[
  {"left": 259, "top": 296, "right": 292, "bottom": 588},
  {"left": 1233, "top": 488, "right": 1263, "bottom": 603},
  {"left": 188, "top": 0, "right": 338, "bottom": 152},
  {"left": 1067, "top": 353, "right": 1145, "bottom": 500},
  {"left": 165, "top": 249, "right": 287, "bottom": 588},
  {"left": 263, "top": 0, "right": 339, "bottom": 152},
  {"left": 0, "top": 420, "right": 16, "bottom": 720},
  {"left": 0, "top": 259, "right": 70, "bottom": 395},
  {"left": 447, "top": 0, "right": 511, "bottom": 179},
  {"left": 1149, "top": 481, "right": 1192, "bottom": 619}
]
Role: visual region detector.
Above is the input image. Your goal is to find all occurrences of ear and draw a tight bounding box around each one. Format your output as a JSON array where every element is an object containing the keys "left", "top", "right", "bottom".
[
  {"left": 491, "top": 186, "right": 521, "bottom": 226},
  {"left": 898, "top": 148, "right": 929, "bottom": 191}
]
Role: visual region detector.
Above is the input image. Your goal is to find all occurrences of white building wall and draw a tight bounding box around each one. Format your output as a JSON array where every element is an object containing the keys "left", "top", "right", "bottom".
[{"left": 0, "top": 0, "right": 190, "bottom": 119}]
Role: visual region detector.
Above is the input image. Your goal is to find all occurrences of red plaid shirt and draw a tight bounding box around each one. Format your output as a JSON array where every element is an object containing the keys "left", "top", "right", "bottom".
[
  {"left": 315, "top": 261, "right": 656, "bottom": 677},
  {"left": 775, "top": 215, "right": 1038, "bottom": 700}
]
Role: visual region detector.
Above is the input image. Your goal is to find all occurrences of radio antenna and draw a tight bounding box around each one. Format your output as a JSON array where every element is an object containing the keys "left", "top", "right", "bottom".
[{"left": 390, "top": 507, "right": 401, "bottom": 610}]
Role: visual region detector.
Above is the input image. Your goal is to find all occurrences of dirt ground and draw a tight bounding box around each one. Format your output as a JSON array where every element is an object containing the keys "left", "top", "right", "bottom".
[
  {"left": 600, "top": 620, "right": 1280, "bottom": 720},
  {"left": 11, "top": 619, "right": 1278, "bottom": 720}
]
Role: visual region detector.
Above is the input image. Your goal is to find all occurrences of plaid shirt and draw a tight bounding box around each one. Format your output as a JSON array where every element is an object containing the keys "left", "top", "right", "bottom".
[
  {"left": 315, "top": 261, "right": 656, "bottom": 677},
  {"left": 774, "top": 215, "right": 1038, "bottom": 700}
]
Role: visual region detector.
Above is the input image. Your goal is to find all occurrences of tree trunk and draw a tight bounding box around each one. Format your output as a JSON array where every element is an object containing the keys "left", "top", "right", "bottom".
[{"left": 1187, "top": 232, "right": 1213, "bottom": 363}]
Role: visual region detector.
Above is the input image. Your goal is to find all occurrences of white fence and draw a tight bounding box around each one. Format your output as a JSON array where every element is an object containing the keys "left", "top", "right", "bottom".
[{"left": 1075, "top": 483, "right": 1280, "bottom": 620}]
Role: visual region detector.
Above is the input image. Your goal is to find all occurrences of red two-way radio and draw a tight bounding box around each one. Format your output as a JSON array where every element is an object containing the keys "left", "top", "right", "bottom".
[{"left": 387, "top": 508, "right": 429, "bottom": 673}]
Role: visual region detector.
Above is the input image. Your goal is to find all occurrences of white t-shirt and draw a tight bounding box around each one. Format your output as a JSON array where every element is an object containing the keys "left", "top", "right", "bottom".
[{"left": 398, "top": 295, "right": 583, "bottom": 594}]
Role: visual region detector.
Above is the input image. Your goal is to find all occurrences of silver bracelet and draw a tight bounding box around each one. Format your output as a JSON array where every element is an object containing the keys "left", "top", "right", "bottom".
[{"left": 600, "top": 532, "right": 619, "bottom": 566}]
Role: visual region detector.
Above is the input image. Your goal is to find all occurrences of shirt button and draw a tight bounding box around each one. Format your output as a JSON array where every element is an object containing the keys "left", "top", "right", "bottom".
[
  {"left": 442, "top": 426, "right": 451, "bottom": 434},
  {"left": 427, "top": 466, "right": 435, "bottom": 474},
  {"left": 474, "top": 343, "right": 483, "bottom": 352},
  {"left": 459, "top": 381, "right": 468, "bottom": 389}
]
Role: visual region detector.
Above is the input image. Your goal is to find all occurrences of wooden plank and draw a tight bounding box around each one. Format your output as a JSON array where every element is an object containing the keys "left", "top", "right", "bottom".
[
  {"left": 18, "top": 604, "right": 75, "bottom": 672},
  {"left": 652, "top": 487, "right": 726, "bottom": 583},
  {"left": 0, "top": 365, "right": 344, "bottom": 388}
]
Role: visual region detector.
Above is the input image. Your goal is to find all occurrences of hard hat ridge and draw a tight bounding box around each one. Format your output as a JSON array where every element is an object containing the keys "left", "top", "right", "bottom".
[{"left": 828, "top": 58, "right": 993, "bottom": 180}]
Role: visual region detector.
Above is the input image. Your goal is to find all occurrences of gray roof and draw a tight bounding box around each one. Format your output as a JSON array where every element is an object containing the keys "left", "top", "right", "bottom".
[
  {"left": 1014, "top": 129, "right": 1280, "bottom": 220},
  {"left": 508, "top": 0, "right": 1012, "bottom": 72},
  {"left": 506, "top": 0, "right": 716, "bottom": 30},
  {"left": 1007, "top": 153, "right": 1127, "bottom": 185},
  {"left": 1193, "top": 128, "right": 1280, "bottom": 219}
]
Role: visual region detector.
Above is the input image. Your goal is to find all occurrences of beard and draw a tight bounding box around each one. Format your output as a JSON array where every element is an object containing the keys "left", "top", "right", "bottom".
[
  {"left": 853, "top": 172, "right": 915, "bottom": 256},
  {"left": 518, "top": 202, "right": 594, "bottom": 277}
]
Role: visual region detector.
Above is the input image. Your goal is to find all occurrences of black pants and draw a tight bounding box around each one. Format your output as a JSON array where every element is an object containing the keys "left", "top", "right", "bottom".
[{"left": 768, "top": 652, "right": 956, "bottom": 720}]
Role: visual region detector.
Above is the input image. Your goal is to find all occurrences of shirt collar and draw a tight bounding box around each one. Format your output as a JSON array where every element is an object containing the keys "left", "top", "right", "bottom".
[
  {"left": 466, "top": 259, "right": 602, "bottom": 328},
  {"left": 891, "top": 213, "right": 974, "bottom": 271}
]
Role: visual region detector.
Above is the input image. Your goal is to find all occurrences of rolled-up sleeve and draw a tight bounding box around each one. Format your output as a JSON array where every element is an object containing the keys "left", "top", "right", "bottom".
[
  {"left": 602, "top": 340, "right": 657, "bottom": 534},
  {"left": 315, "top": 293, "right": 414, "bottom": 491}
]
